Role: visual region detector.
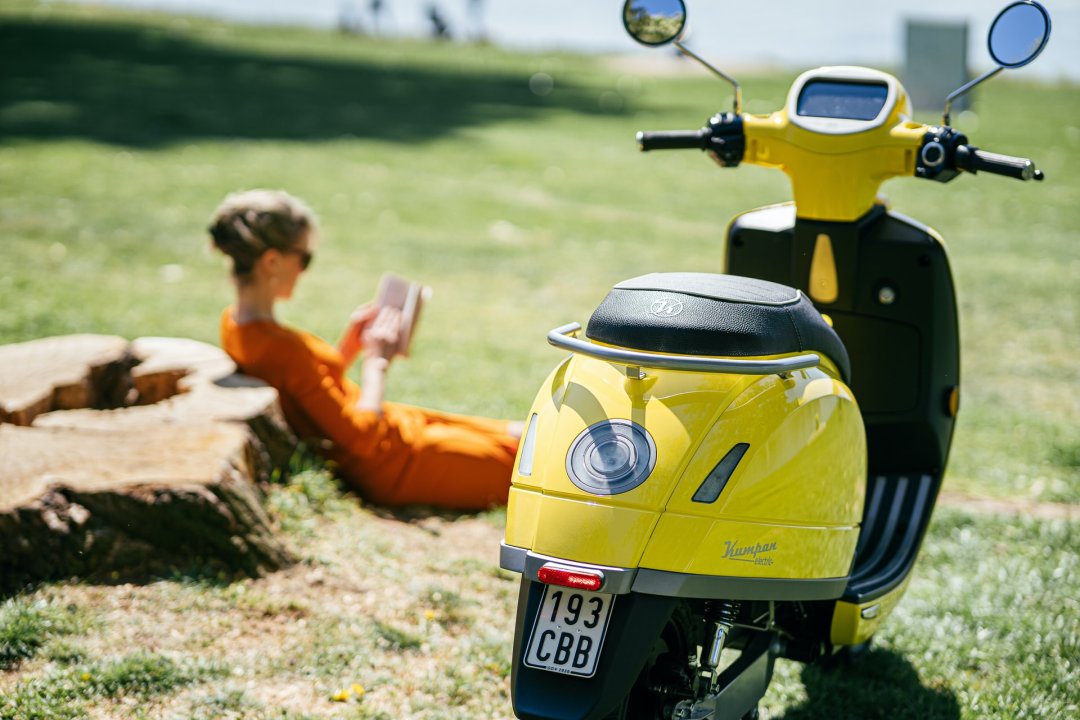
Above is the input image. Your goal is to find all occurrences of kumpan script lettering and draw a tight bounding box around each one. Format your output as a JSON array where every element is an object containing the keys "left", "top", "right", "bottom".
[{"left": 722, "top": 540, "right": 777, "bottom": 566}]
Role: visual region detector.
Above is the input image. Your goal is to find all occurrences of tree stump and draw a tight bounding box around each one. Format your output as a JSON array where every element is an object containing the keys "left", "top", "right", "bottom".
[
  {"left": 0, "top": 335, "right": 297, "bottom": 594},
  {"left": 0, "top": 334, "right": 134, "bottom": 425}
]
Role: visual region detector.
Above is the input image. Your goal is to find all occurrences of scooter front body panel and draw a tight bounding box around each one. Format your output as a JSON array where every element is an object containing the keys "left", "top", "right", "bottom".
[
  {"left": 741, "top": 81, "right": 925, "bottom": 222},
  {"left": 830, "top": 575, "right": 912, "bottom": 645},
  {"left": 727, "top": 204, "right": 959, "bottom": 609}
]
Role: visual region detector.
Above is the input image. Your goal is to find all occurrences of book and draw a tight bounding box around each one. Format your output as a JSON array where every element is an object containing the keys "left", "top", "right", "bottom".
[{"left": 375, "top": 272, "right": 431, "bottom": 358}]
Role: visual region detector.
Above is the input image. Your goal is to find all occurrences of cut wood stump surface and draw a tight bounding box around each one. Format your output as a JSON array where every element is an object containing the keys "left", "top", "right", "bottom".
[
  {"left": 0, "top": 335, "right": 297, "bottom": 594},
  {"left": 0, "top": 334, "right": 133, "bottom": 426}
]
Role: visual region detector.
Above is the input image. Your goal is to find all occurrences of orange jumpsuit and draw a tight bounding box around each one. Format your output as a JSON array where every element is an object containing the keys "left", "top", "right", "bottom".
[{"left": 220, "top": 309, "right": 516, "bottom": 510}]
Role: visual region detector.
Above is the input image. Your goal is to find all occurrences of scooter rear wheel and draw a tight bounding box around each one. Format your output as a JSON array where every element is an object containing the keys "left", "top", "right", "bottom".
[{"left": 602, "top": 604, "right": 695, "bottom": 720}]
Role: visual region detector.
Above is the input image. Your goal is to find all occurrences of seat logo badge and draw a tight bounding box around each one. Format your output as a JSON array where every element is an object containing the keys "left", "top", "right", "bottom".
[{"left": 650, "top": 299, "right": 683, "bottom": 318}]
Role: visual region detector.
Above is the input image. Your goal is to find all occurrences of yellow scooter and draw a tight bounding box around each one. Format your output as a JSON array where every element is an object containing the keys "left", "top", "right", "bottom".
[{"left": 501, "top": 1, "right": 1050, "bottom": 718}]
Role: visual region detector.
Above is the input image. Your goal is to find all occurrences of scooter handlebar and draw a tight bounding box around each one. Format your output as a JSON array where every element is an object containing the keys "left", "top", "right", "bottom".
[
  {"left": 956, "top": 145, "right": 1045, "bottom": 181},
  {"left": 637, "top": 129, "right": 711, "bottom": 152}
]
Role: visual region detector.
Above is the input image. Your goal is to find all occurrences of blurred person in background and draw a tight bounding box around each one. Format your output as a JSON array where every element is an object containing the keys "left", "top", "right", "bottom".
[{"left": 210, "top": 189, "right": 520, "bottom": 510}]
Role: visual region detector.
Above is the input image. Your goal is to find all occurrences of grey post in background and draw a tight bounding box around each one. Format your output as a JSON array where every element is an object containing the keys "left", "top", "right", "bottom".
[{"left": 904, "top": 20, "right": 970, "bottom": 112}]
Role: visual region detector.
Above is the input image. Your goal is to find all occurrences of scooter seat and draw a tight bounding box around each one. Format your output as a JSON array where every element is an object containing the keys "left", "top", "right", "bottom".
[{"left": 586, "top": 272, "right": 851, "bottom": 382}]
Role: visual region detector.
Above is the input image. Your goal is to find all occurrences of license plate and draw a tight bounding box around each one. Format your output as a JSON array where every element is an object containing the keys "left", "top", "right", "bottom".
[{"left": 523, "top": 586, "right": 615, "bottom": 677}]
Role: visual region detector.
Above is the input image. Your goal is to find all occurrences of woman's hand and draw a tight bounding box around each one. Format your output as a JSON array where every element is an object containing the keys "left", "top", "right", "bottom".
[
  {"left": 361, "top": 306, "right": 402, "bottom": 362},
  {"left": 338, "top": 303, "right": 379, "bottom": 368}
]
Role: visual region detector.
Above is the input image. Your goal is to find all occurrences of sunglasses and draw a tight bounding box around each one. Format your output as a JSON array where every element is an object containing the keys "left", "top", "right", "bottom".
[{"left": 284, "top": 247, "right": 314, "bottom": 271}]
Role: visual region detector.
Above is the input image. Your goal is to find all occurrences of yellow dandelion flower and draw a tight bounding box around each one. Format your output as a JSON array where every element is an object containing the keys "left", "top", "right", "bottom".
[
  {"left": 330, "top": 688, "right": 352, "bottom": 702},
  {"left": 80, "top": 672, "right": 91, "bottom": 681},
  {"left": 424, "top": 609, "right": 436, "bottom": 620},
  {"left": 351, "top": 683, "right": 366, "bottom": 697}
]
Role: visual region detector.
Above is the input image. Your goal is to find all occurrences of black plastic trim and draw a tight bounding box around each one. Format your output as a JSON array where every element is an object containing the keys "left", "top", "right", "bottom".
[
  {"left": 705, "top": 111, "right": 745, "bottom": 167},
  {"left": 632, "top": 568, "right": 847, "bottom": 601},
  {"left": 692, "top": 443, "right": 750, "bottom": 503},
  {"left": 695, "top": 631, "right": 775, "bottom": 720},
  {"left": 725, "top": 205, "right": 959, "bottom": 605},
  {"left": 844, "top": 473, "right": 942, "bottom": 603},
  {"left": 511, "top": 580, "right": 677, "bottom": 720},
  {"left": 915, "top": 126, "right": 968, "bottom": 183},
  {"left": 502, "top": 545, "right": 849, "bottom": 601},
  {"left": 515, "top": 548, "right": 638, "bottom": 595}
]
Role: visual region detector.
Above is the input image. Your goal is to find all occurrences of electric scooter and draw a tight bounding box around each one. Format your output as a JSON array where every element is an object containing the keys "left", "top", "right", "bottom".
[{"left": 500, "top": 2, "right": 1050, "bottom": 718}]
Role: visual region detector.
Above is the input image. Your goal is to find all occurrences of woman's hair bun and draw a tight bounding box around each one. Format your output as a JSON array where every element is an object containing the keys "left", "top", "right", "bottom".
[{"left": 208, "top": 189, "right": 316, "bottom": 278}]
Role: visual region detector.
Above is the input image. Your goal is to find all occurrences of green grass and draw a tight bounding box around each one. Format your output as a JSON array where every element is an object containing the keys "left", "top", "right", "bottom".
[
  {"left": 0, "top": 598, "right": 86, "bottom": 670},
  {"left": 1, "top": 0, "right": 1076, "bottom": 501},
  {"left": 1, "top": 1, "right": 1078, "bottom": 718},
  {"left": 764, "top": 508, "right": 1080, "bottom": 719},
  {"left": 0, "top": 651, "right": 223, "bottom": 720},
  {"left": 1, "top": 478, "right": 1075, "bottom": 719}
]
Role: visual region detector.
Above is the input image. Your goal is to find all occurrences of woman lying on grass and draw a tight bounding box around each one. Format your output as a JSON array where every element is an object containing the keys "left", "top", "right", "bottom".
[{"left": 210, "top": 189, "right": 520, "bottom": 510}]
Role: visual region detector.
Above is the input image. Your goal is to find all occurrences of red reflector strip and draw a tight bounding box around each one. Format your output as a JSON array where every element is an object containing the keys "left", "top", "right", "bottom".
[{"left": 537, "top": 565, "right": 603, "bottom": 591}]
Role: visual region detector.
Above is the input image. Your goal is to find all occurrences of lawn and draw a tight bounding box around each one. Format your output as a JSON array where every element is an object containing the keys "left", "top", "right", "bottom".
[
  {"left": 1, "top": 1, "right": 1077, "bottom": 718},
  {"left": 1, "top": 475, "right": 1076, "bottom": 720}
]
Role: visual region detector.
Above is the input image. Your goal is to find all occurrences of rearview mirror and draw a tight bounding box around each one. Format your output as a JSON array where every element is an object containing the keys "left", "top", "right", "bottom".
[
  {"left": 623, "top": 0, "right": 687, "bottom": 47},
  {"left": 621, "top": 0, "right": 743, "bottom": 113},
  {"left": 943, "top": 0, "right": 1051, "bottom": 125},
  {"left": 988, "top": 0, "right": 1051, "bottom": 68}
]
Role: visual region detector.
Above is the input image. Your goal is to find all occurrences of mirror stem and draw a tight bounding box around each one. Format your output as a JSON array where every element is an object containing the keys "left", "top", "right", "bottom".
[
  {"left": 943, "top": 66, "right": 1002, "bottom": 126},
  {"left": 674, "top": 40, "right": 742, "bottom": 114}
]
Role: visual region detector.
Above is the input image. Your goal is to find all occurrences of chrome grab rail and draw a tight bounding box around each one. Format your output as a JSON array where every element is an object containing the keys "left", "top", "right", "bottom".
[{"left": 547, "top": 322, "right": 820, "bottom": 375}]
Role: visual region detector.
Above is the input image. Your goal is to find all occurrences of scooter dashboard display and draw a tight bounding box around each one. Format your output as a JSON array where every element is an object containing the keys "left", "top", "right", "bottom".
[
  {"left": 785, "top": 66, "right": 902, "bottom": 136},
  {"left": 796, "top": 80, "right": 890, "bottom": 121}
]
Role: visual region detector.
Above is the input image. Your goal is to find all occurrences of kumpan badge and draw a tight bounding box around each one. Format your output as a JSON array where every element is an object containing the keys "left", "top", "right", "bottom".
[{"left": 650, "top": 299, "right": 683, "bottom": 317}]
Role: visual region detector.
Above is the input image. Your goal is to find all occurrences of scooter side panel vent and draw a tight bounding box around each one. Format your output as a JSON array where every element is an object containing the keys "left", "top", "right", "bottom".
[{"left": 692, "top": 443, "right": 750, "bottom": 504}]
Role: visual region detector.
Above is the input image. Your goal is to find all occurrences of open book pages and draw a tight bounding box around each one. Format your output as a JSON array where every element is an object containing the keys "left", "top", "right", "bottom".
[{"left": 375, "top": 272, "right": 431, "bottom": 358}]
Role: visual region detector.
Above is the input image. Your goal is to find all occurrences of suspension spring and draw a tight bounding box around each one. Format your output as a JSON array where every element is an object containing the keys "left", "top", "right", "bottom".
[{"left": 715, "top": 601, "right": 739, "bottom": 627}]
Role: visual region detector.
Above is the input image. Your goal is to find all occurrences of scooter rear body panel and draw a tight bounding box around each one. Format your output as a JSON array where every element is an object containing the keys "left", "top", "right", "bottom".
[{"left": 505, "top": 342, "right": 866, "bottom": 582}]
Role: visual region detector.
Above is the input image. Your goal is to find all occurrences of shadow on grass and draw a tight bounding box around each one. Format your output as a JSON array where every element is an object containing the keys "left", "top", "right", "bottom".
[
  {"left": 0, "top": 16, "right": 615, "bottom": 148},
  {"left": 370, "top": 502, "right": 506, "bottom": 530},
  {"left": 777, "top": 647, "right": 960, "bottom": 720},
  {"left": 0, "top": 564, "right": 244, "bottom": 602}
]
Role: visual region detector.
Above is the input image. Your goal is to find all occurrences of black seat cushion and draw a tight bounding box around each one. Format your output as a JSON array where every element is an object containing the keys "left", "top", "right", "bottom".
[{"left": 586, "top": 273, "right": 851, "bottom": 382}]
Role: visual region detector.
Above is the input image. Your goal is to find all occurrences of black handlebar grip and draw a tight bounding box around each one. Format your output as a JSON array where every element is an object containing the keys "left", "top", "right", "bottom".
[
  {"left": 636, "top": 129, "right": 710, "bottom": 152},
  {"left": 956, "top": 145, "right": 1043, "bottom": 181}
]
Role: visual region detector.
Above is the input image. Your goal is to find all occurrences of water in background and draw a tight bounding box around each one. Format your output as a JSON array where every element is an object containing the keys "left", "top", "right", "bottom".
[{"left": 70, "top": 0, "right": 1078, "bottom": 80}]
